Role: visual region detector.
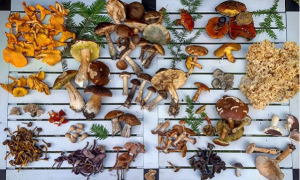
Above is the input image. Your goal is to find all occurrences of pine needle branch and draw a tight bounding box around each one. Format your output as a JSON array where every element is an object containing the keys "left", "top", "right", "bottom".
[{"left": 90, "top": 124, "right": 109, "bottom": 140}]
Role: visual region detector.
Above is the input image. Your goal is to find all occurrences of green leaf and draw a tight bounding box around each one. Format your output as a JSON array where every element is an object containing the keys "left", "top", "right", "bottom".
[{"left": 90, "top": 124, "right": 108, "bottom": 140}]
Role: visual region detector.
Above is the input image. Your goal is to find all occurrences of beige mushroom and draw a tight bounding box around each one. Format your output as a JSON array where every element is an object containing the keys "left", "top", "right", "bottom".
[
  {"left": 79, "top": 132, "right": 88, "bottom": 141},
  {"left": 185, "top": 45, "right": 208, "bottom": 74},
  {"left": 106, "top": 0, "right": 126, "bottom": 24}
]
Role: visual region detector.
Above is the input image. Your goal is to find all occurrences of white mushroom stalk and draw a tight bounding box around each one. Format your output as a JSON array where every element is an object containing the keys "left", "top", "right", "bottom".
[
  {"left": 135, "top": 74, "right": 152, "bottom": 103},
  {"left": 141, "top": 87, "right": 156, "bottom": 107},
  {"left": 76, "top": 49, "right": 90, "bottom": 88},
  {"left": 112, "top": 118, "right": 122, "bottom": 136},
  {"left": 121, "top": 124, "right": 132, "bottom": 137},
  {"left": 143, "top": 90, "right": 167, "bottom": 111},
  {"left": 120, "top": 48, "right": 143, "bottom": 76}
]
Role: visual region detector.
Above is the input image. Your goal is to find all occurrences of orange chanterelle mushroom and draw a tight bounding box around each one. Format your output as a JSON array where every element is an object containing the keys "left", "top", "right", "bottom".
[
  {"left": 206, "top": 17, "right": 229, "bottom": 39},
  {"left": 176, "top": 9, "right": 194, "bottom": 32}
]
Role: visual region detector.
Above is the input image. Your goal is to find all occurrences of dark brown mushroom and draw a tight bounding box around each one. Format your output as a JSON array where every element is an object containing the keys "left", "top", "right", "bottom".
[
  {"left": 126, "top": 2, "right": 145, "bottom": 21},
  {"left": 88, "top": 61, "right": 110, "bottom": 86},
  {"left": 119, "top": 113, "right": 141, "bottom": 137},
  {"left": 123, "top": 79, "right": 141, "bottom": 108},
  {"left": 142, "top": 44, "right": 165, "bottom": 69},
  {"left": 140, "top": 86, "right": 157, "bottom": 107},
  {"left": 135, "top": 73, "right": 152, "bottom": 103},
  {"left": 105, "top": 110, "right": 124, "bottom": 136}
]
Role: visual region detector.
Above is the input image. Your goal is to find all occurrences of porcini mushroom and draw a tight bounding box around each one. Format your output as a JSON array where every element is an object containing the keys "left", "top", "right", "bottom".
[
  {"left": 262, "top": 115, "right": 283, "bottom": 136},
  {"left": 151, "top": 69, "right": 187, "bottom": 116},
  {"left": 143, "top": 23, "right": 171, "bottom": 45},
  {"left": 123, "top": 79, "right": 141, "bottom": 108},
  {"left": 143, "top": 90, "right": 168, "bottom": 111},
  {"left": 246, "top": 143, "right": 280, "bottom": 155},
  {"left": 215, "top": 1, "right": 247, "bottom": 17},
  {"left": 70, "top": 40, "right": 100, "bottom": 88},
  {"left": 106, "top": 0, "right": 126, "bottom": 24},
  {"left": 192, "top": 82, "right": 210, "bottom": 102},
  {"left": 232, "top": 162, "right": 244, "bottom": 177},
  {"left": 120, "top": 71, "right": 131, "bottom": 96},
  {"left": 88, "top": 61, "right": 110, "bottom": 86},
  {"left": 94, "top": 22, "right": 117, "bottom": 60},
  {"left": 119, "top": 113, "right": 141, "bottom": 137},
  {"left": 214, "top": 43, "right": 241, "bottom": 63},
  {"left": 142, "top": 44, "right": 165, "bottom": 69},
  {"left": 105, "top": 110, "right": 124, "bottom": 136},
  {"left": 205, "top": 17, "right": 229, "bottom": 39},
  {"left": 126, "top": 2, "right": 145, "bottom": 20},
  {"left": 116, "top": 24, "right": 134, "bottom": 39},
  {"left": 185, "top": 45, "right": 208, "bottom": 72},
  {"left": 83, "top": 85, "right": 112, "bottom": 119},
  {"left": 53, "top": 70, "right": 85, "bottom": 112},
  {"left": 141, "top": 86, "right": 157, "bottom": 107},
  {"left": 135, "top": 73, "right": 152, "bottom": 103},
  {"left": 119, "top": 48, "right": 143, "bottom": 76}
]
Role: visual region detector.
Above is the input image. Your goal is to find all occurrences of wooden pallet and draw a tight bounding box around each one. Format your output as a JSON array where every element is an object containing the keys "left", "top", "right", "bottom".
[{"left": 0, "top": 0, "right": 299, "bottom": 179}]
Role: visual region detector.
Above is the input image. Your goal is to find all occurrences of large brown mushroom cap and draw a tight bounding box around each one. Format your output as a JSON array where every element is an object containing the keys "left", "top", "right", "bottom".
[
  {"left": 126, "top": 2, "right": 145, "bottom": 20},
  {"left": 53, "top": 70, "right": 77, "bottom": 89},
  {"left": 138, "top": 73, "right": 152, "bottom": 82},
  {"left": 124, "top": 142, "right": 138, "bottom": 154},
  {"left": 106, "top": 0, "right": 126, "bottom": 24},
  {"left": 130, "top": 79, "right": 141, "bottom": 86},
  {"left": 116, "top": 25, "right": 134, "bottom": 38},
  {"left": 88, "top": 61, "right": 110, "bottom": 86},
  {"left": 256, "top": 156, "right": 284, "bottom": 180},
  {"left": 215, "top": 95, "right": 249, "bottom": 121},
  {"left": 94, "top": 22, "right": 116, "bottom": 36},
  {"left": 151, "top": 68, "right": 187, "bottom": 91},
  {"left": 215, "top": 1, "right": 247, "bottom": 17},
  {"left": 70, "top": 40, "right": 100, "bottom": 62},
  {"left": 185, "top": 45, "right": 208, "bottom": 56},
  {"left": 104, "top": 110, "right": 124, "bottom": 119},
  {"left": 143, "top": 23, "right": 171, "bottom": 45},
  {"left": 143, "top": 11, "right": 160, "bottom": 22},
  {"left": 84, "top": 85, "right": 112, "bottom": 97},
  {"left": 120, "top": 113, "right": 141, "bottom": 126}
]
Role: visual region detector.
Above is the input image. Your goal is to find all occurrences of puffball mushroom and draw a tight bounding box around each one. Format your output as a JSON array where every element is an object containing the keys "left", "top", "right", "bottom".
[
  {"left": 214, "top": 43, "right": 241, "bottom": 63},
  {"left": 119, "top": 113, "right": 141, "bottom": 138},
  {"left": 83, "top": 85, "right": 112, "bottom": 119},
  {"left": 88, "top": 61, "right": 110, "bottom": 86},
  {"left": 119, "top": 71, "right": 131, "bottom": 96},
  {"left": 53, "top": 70, "right": 85, "bottom": 112},
  {"left": 104, "top": 110, "right": 124, "bottom": 136},
  {"left": 70, "top": 40, "right": 100, "bottom": 88},
  {"left": 135, "top": 73, "right": 152, "bottom": 103},
  {"left": 106, "top": 0, "right": 126, "bottom": 24},
  {"left": 262, "top": 115, "right": 283, "bottom": 136},
  {"left": 94, "top": 22, "right": 117, "bottom": 60}
]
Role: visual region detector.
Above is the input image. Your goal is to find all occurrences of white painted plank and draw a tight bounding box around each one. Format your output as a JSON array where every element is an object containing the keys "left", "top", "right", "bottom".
[{"left": 6, "top": 169, "right": 144, "bottom": 180}]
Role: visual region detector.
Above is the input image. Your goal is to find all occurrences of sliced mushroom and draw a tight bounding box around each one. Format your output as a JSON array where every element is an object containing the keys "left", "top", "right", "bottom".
[
  {"left": 119, "top": 48, "right": 143, "bottom": 76},
  {"left": 119, "top": 113, "right": 141, "bottom": 138},
  {"left": 123, "top": 79, "right": 141, "bottom": 108},
  {"left": 105, "top": 110, "right": 124, "bottom": 136},
  {"left": 135, "top": 73, "right": 152, "bottom": 103},
  {"left": 143, "top": 90, "right": 168, "bottom": 111},
  {"left": 119, "top": 71, "right": 131, "bottom": 96}
]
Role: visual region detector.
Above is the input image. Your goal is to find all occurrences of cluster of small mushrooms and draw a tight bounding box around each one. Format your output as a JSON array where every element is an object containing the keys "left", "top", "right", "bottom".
[
  {"left": 212, "top": 69, "right": 234, "bottom": 91},
  {"left": 65, "top": 123, "right": 88, "bottom": 143}
]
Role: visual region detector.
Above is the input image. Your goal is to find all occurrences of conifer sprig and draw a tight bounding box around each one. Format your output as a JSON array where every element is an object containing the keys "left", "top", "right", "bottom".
[{"left": 90, "top": 124, "right": 109, "bottom": 140}]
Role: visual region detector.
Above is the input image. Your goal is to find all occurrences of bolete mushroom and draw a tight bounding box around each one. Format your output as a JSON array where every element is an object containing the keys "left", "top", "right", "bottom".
[
  {"left": 116, "top": 24, "right": 134, "bottom": 40},
  {"left": 88, "top": 61, "right": 110, "bottom": 86},
  {"left": 151, "top": 69, "right": 187, "bottom": 116},
  {"left": 70, "top": 40, "right": 100, "bottom": 88},
  {"left": 123, "top": 79, "right": 141, "bottom": 108},
  {"left": 143, "top": 90, "right": 168, "bottom": 111},
  {"left": 192, "top": 82, "right": 210, "bottom": 102},
  {"left": 94, "top": 22, "right": 117, "bottom": 60},
  {"left": 141, "top": 45, "right": 156, "bottom": 64},
  {"left": 185, "top": 45, "right": 208, "bottom": 73},
  {"left": 205, "top": 17, "right": 228, "bottom": 39},
  {"left": 232, "top": 115, "right": 252, "bottom": 133},
  {"left": 126, "top": 2, "right": 145, "bottom": 21},
  {"left": 119, "top": 113, "right": 141, "bottom": 137},
  {"left": 83, "top": 85, "right": 112, "bottom": 119},
  {"left": 262, "top": 115, "right": 283, "bottom": 136},
  {"left": 119, "top": 48, "right": 143, "bottom": 76},
  {"left": 53, "top": 70, "right": 85, "bottom": 112},
  {"left": 106, "top": 0, "right": 126, "bottom": 24},
  {"left": 214, "top": 43, "right": 241, "bottom": 63},
  {"left": 142, "top": 44, "right": 165, "bottom": 69},
  {"left": 232, "top": 162, "right": 244, "bottom": 177},
  {"left": 141, "top": 86, "right": 157, "bottom": 107},
  {"left": 105, "top": 110, "right": 124, "bottom": 136},
  {"left": 119, "top": 71, "right": 131, "bottom": 96},
  {"left": 135, "top": 73, "right": 152, "bottom": 103},
  {"left": 215, "top": 1, "right": 247, "bottom": 17},
  {"left": 143, "top": 23, "right": 170, "bottom": 45},
  {"left": 215, "top": 120, "right": 244, "bottom": 143}
]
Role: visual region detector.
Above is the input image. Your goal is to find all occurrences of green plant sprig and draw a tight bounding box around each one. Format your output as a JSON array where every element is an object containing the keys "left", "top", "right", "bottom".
[
  {"left": 252, "top": 0, "right": 285, "bottom": 40},
  {"left": 90, "top": 124, "right": 108, "bottom": 140},
  {"left": 183, "top": 95, "right": 206, "bottom": 135}
]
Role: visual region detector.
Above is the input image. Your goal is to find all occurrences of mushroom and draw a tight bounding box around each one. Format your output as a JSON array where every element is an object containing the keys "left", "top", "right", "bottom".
[
  {"left": 205, "top": 17, "right": 228, "bottom": 39},
  {"left": 53, "top": 70, "right": 86, "bottom": 112},
  {"left": 137, "top": 39, "right": 150, "bottom": 60},
  {"left": 167, "top": 161, "right": 180, "bottom": 172},
  {"left": 135, "top": 73, "right": 152, "bottom": 103},
  {"left": 256, "top": 144, "right": 296, "bottom": 180},
  {"left": 70, "top": 40, "right": 100, "bottom": 88},
  {"left": 262, "top": 115, "right": 283, "bottom": 136},
  {"left": 88, "top": 61, "right": 110, "bottom": 86},
  {"left": 214, "top": 43, "right": 241, "bottom": 63},
  {"left": 235, "top": 11, "right": 253, "bottom": 26},
  {"left": 119, "top": 48, "right": 143, "bottom": 76},
  {"left": 65, "top": 133, "right": 77, "bottom": 143},
  {"left": 119, "top": 113, "right": 141, "bottom": 137},
  {"left": 192, "top": 82, "right": 210, "bottom": 102},
  {"left": 185, "top": 56, "right": 202, "bottom": 75},
  {"left": 232, "top": 115, "right": 252, "bottom": 133},
  {"left": 141, "top": 86, "right": 157, "bottom": 107},
  {"left": 68, "top": 125, "right": 76, "bottom": 132},
  {"left": 143, "top": 23, "right": 170, "bottom": 45},
  {"left": 104, "top": 110, "right": 124, "bottom": 136},
  {"left": 232, "top": 162, "right": 244, "bottom": 177},
  {"left": 83, "top": 85, "right": 112, "bottom": 119},
  {"left": 124, "top": 19, "right": 148, "bottom": 35},
  {"left": 116, "top": 37, "right": 130, "bottom": 53},
  {"left": 141, "top": 45, "right": 156, "bottom": 63},
  {"left": 123, "top": 79, "right": 141, "bottom": 108},
  {"left": 143, "top": 11, "right": 160, "bottom": 24},
  {"left": 185, "top": 45, "right": 208, "bottom": 74},
  {"left": 77, "top": 123, "right": 84, "bottom": 130},
  {"left": 213, "top": 122, "right": 230, "bottom": 146},
  {"left": 246, "top": 143, "right": 280, "bottom": 155},
  {"left": 94, "top": 22, "right": 117, "bottom": 60},
  {"left": 126, "top": 2, "right": 145, "bottom": 21},
  {"left": 215, "top": 1, "right": 247, "bottom": 17},
  {"left": 142, "top": 44, "right": 165, "bottom": 69},
  {"left": 143, "top": 90, "right": 168, "bottom": 111},
  {"left": 145, "top": 169, "right": 157, "bottom": 180},
  {"left": 124, "top": 142, "right": 138, "bottom": 155},
  {"left": 202, "top": 115, "right": 216, "bottom": 136},
  {"left": 79, "top": 132, "right": 88, "bottom": 141},
  {"left": 116, "top": 60, "right": 128, "bottom": 70},
  {"left": 285, "top": 114, "right": 299, "bottom": 143},
  {"left": 176, "top": 9, "right": 194, "bottom": 32},
  {"left": 215, "top": 120, "right": 244, "bottom": 144},
  {"left": 151, "top": 69, "right": 187, "bottom": 116},
  {"left": 229, "top": 17, "right": 256, "bottom": 41},
  {"left": 106, "top": 0, "right": 126, "bottom": 24},
  {"left": 119, "top": 71, "right": 131, "bottom": 96}
]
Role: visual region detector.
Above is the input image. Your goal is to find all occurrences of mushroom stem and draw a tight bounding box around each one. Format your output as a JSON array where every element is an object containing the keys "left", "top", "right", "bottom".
[
  {"left": 122, "top": 76, "right": 129, "bottom": 96},
  {"left": 123, "top": 84, "right": 138, "bottom": 108},
  {"left": 75, "top": 48, "right": 91, "bottom": 88},
  {"left": 124, "top": 56, "right": 143, "bottom": 76},
  {"left": 141, "top": 51, "right": 153, "bottom": 64},
  {"left": 142, "top": 51, "right": 157, "bottom": 69},
  {"left": 172, "top": 132, "right": 187, "bottom": 146},
  {"left": 83, "top": 94, "right": 102, "bottom": 119},
  {"left": 140, "top": 91, "right": 153, "bottom": 107},
  {"left": 168, "top": 84, "right": 180, "bottom": 116},
  {"left": 143, "top": 95, "right": 163, "bottom": 111},
  {"left": 121, "top": 123, "right": 132, "bottom": 138},
  {"left": 65, "top": 81, "right": 85, "bottom": 112},
  {"left": 139, "top": 47, "right": 146, "bottom": 61},
  {"left": 271, "top": 115, "right": 280, "bottom": 127},
  {"left": 192, "top": 89, "right": 203, "bottom": 102},
  {"left": 228, "top": 119, "right": 235, "bottom": 129},
  {"left": 163, "top": 139, "right": 172, "bottom": 153},
  {"left": 135, "top": 80, "right": 147, "bottom": 103},
  {"left": 275, "top": 144, "right": 295, "bottom": 163},
  {"left": 105, "top": 32, "right": 117, "bottom": 60},
  {"left": 151, "top": 123, "right": 164, "bottom": 134},
  {"left": 232, "top": 120, "right": 247, "bottom": 133},
  {"left": 112, "top": 118, "right": 122, "bottom": 136},
  {"left": 220, "top": 128, "right": 228, "bottom": 140},
  {"left": 235, "top": 168, "right": 241, "bottom": 177}
]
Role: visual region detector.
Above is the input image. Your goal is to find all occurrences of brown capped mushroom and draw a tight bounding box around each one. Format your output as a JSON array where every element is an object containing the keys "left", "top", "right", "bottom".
[
  {"left": 123, "top": 79, "right": 141, "bottom": 108},
  {"left": 105, "top": 110, "right": 124, "bottom": 136},
  {"left": 119, "top": 71, "right": 131, "bottom": 96},
  {"left": 246, "top": 143, "right": 280, "bottom": 155},
  {"left": 106, "top": 0, "right": 126, "bottom": 24},
  {"left": 138, "top": 38, "right": 150, "bottom": 60},
  {"left": 79, "top": 132, "right": 88, "bottom": 141},
  {"left": 215, "top": 1, "right": 247, "bottom": 17},
  {"left": 262, "top": 115, "right": 283, "bottom": 136},
  {"left": 232, "top": 115, "right": 252, "bottom": 133},
  {"left": 214, "top": 43, "right": 241, "bottom": 63},
  {"left": 235, "top": 11, "right": 253, "bottom": 26},
  {"left": 119, "top": 48, "right": 143, "bottom": 76},
  {"left": 124, "top": 142, "right": 138, "bottom": 155},
  {"left": 124, "top": 19, "right": 148, "bottom": 35},
  {"left": 232, "top": 162, "right": 244, "bottom": 177},
  {"left": 142, "top": 44, "right": 165, "bottom": 69},
  {"left": 185, "top": 56, "right": 202, "bottom": 75},
  {"left": 141, "top": 45, "right": 156, "bottom": 64},
  {"left": 192, "top": 82, "right": 210, "bottom": 102},
  {"left": 143, "top": 90, "right": 168, "bottom": 111},
  {"left": 126, "top": 2, "right": 145, "bottom": 21},
  {"left": 88, "top": 61, "right": 110, "bottom": 86},
  {"left": 285, "top": 114, "right": 299, "bottom": 143},
  {"left": 119, "top": 113, "right": 141, "bottom": 137},
  {"left": 116, "top": 60, "right": 128, "bottom": 70},
  {"left": 141, "top": 86, "right": 157, "bottom": 107},
  {"left": 143, "top": 11, "right": 160, "bottom": 24},
  {"left": 145, "top": 169, "right": 157, "bottom": 180},
  {"left": 135, "top": 73, "right": 152, "bottom": 103},
  {"left": 185, "top": 45, "right": 208, "bottom": 73},
  {"left": 68, "top": 125, "right": 76, "bottom": 132}
]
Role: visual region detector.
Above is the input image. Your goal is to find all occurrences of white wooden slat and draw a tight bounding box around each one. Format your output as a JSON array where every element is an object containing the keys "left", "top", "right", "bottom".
[
  {"left": 159, "top": 169, "right": 293, "bottom": 180},
  {"left": 159, "top": 152, "right": 292, "bottom": 167},
  {"left": 6, "top": 169, "right": 144, "bottom": 180},
  {"left": 157, "top": 0, "right": 286, "bottom": 12},
  {"left": 158, "top": 105, "right": 290, "bottom": 119}
]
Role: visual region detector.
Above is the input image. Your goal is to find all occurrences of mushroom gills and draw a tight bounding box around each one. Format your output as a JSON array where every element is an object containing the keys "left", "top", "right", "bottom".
[{"left": 212, "top": 78, "right": 221, "bottom": 89}]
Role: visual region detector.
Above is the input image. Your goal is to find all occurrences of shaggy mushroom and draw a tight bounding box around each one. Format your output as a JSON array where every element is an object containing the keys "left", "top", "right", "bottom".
[
  {"left": 285, "top": 114, "right": 299, "bottom": 143},
  {"left": 126, "top": 2, "right": 145, "bottom": 20},
  {"left": 151, "top": 69, "right": 187, "bottom": 116},
  {"left": 262, "top": 115, "right": 283, "bottom": 136},
  {"left": 246, "top": 143, "right": 280, "bottom": 155},
  {"left": 142, "top": 44, "right": 165, "bottom": 69},
  {"left": 232, "top": 162, "right": 244, "bottom": 177},
  {"left": 176, "top": 9, "right": 194, "bottom": 32},
  {"left": 105, "top": 110, "right": 124, "bottom": 136},
  {"left": 106, "top": 0, "right": 126, "bottom": 24},
  {"left": 135, "top": 73, "right": 152, "bottom": 103},
  {"left": 70, "top": 40, "right": 100, "bottom": 88},
  {"left": 192, "top": 82, "right": 210, "bottom": 102},
  {"left": 214, "top": 43, "right": 241, "bottom": 63},
  {"left": 205, "top": 17, "right": 228, "bottom": 39},
  {"left": 120, "top": 71, "right": 131, "bottom": 96},
  {"left": 215, "top": 1, "right": 247, "bottom": 17},
  {"left": 119, "top": 113, "right": 141, "bottom": 137},
  {"left": 88, "top": 61, "right": 110, "bottom": 86},
  {"left": 143, "top": 90, "right": 168, "bottom": 111},
  {"left": 83, "top": 85, "right": 112, "bottom": 119},
  {"left": 53, "top": 70, "right": 85, "bottom": 112},
  {"left": 185, "top": 45, "right": 208, "bottom": 73},
  {"left": 94, "top": 22, "right": 117, "bottom": 60},
  {"left": 120, "top": 48, "right": 143, "bottom": 76},
  {"left": 123, "top": 79, "right": 141, "bottom": 108},
  {"left": 143, "top": 23, "right": 170, "bottom": 45},
  {"left": 141, "top": 86, "right": 157, "bottom": 107}
]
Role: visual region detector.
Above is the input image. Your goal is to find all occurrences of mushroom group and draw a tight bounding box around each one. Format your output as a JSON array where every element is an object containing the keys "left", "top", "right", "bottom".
[{"left": 211, "top": 69, "right": 235, "bottom": 91}]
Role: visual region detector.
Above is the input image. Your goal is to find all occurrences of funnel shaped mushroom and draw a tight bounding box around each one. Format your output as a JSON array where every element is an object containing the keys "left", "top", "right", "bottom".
[
  {"left": 142, "top": 44, "right": 165, "bottom": 69},
  {"left": 120, "top": 48, "right": 143, "bottom": 76},
  {"left": 88, "top": 61, "right": 110, "bottom": 86},
  {"left": 53, "top": 70, "right": 85, "bottom": 112},
  {"left": 143, "top": 23, "right": 171, "bottom": 45},
  {"left": 143, "top": 90, "right": 168, "bottom": 111},
  {"left": 123, "top": 79, "right": 141, "bottom": 108},
  {"left": 83, "top": 85, "right": 112, "bottom": 119},
  {"left": 135, "top": 73, "right": 152, "bottom": 103},
  {"left": 192, "top": 82, "right": 210, "bottom": 102},
  {"left": 205, "top": 17, "right": 229, "bottom": 39},
  {"left": 94, "top": 22, "right": 117, "bottom": 60},
  {"left": 105, "top": 110, "right": 124, "bottom": 136},
  {"left": 214, "top": 43, "right": 241, "bottom": 63},
  {"left": 70, "top": 40, "right": 100, "bottom": 88},
  {"left": 106, "top": 0, "right": 126, "bottom": 24},
  {"left": 185, "top": 45, "right": 208, "bottom": 74},
  {"left": 119, "top": 113, "right": 141, "bottom": 137},
  {"left": 262, "top": 115, "right": 283, "bottom": 136},
  {"left": 151, "top": 69, "right": 187, "bottom": 116}
]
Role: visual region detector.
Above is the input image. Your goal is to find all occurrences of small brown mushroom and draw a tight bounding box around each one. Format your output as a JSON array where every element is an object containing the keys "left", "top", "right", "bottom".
[
  {"left": 124, "top": 19, "right": 148, "bottom": 35},
  {"left": 142, "top": 44, "right": 165, "bottom": 69},
  {"left": 135, "top": 73, "right": 152, "bottom": 103},
  {"left": 106, "top": 0, "right": 126, "bottom": 24},
  {"left": 145, "top": 169, "right": 157, "bottom": 180},
  {"left": 123, "top": 79, "right": 141, "bottom": 108},
  {"left": 232, "top": 162, "right": 244, "bottom": 177},
  {"left": 141, "top": 86, "right": 157, "bottom": 107},
  {"left": 192, "top": 82, "right": 210, "bottom": 102},
  {"left": 185, "top": 45, "right": 208, "bottom": 72},
  {"left": 79, "top": 132, "right": 88, "bottom": 141},
  {"left": 143, "top": 11, "right": 160, "bottom": 24},
  {"left": 119, "top": 113, "right": 141, "bottom": 137},
  {"left": 214, "top": 43, "right": 241, "bottom": 63},
  {"left": 232, "top": 115, "right": 252, "bottom": 133},
  {"left": 124, "top": 142, "right": 138, "bottom": 155},
  {"left": 119, "top": 71, "right": 131, "bottom": 96},
  {"left": 143, "top": 90, "right": 168, "bottom": 111},
  {"left": 138, "top": 39, "right": 150, "bottom": 60},
  {"left": 119, "top": 48, "right": 143, "bottom": 76},
  {"left": 215, "top": 1, "right": 247, "bottom": 17},
  {"left": 105, "top": 110, "right": 124, "bottom": 136},
  {"left": 262, "top": 115, "right": 283, "bottom": 136},
  {"left": 285, "top": 114, "right": 299, "bottom": 143},
  {"left": 167, "top": 161, "right": 180, "bottom": 172},
  {"left": 141, "top": 45, "right": 156, "bottom": 64},
  {"left": 65, "top": 133, "right": 77, "bottom": 143},
  {"left": 246, "top": 143, "right": 280, "bottom": 155}
]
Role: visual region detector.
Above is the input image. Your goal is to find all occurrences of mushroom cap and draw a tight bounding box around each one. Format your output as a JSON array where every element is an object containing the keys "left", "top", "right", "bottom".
[
  {"left": 147, "top": 86, "right": 156, "bottom": 93},
  {"left": 124, "top": 142, "right": 138, "bottom": 154},
  {"left": 124, "top": 19, "right": 148, "bottom": 32},
  {"left": 143, "top": 23, "right": 171, "bottom": 45},
  {"left": 286, "top": 114, "right": 299, "bottom": 131},
  {"left": 88, "top": 61, "right": 110, "bottom": 86},
  {"left": 235, "top": 11, "right": 253, "bottom": 26},
  {"left": 213, "top": 69, "right": 224, "bottom": 80},
  {"left": 213, "top": 138, "right": 229, "bottom": 146},
  {"left": 116, "top": 60, "right": 128, "bottom": 70},
  {"left": 151, "top": 68, "right": 187, "bottom": 91},
  {"left": 289, "top": 129, "right": 299, "bottom": 143},
  {"left": 119, "top": 47, "right": 132, "bottom": 60},
  {"left": 94, "top": 22, "right": 116, "bottom": 36},
  {"left": 143, "top": 11, "right": 160, "bottom": 21},
  {"left": 158, "top": 90, "right": 168, "bottom": 99},
  {"left": 137, "top": 39, "right": 150, "bottom": 47},
  {"left": 215, "top": 1, "right": 247, "bottom": 17},
  {"left": 118, "top": 152, "right": 132, "bottom": 162},
  {"left": 223, "top": 73, "right": 234, "bottom": 82},
  {"left": 172, "top": 125, "right": 183, "bottom": 135},
  {"left": 137, "top": 142, "right": 146, "bottom": 153},
  {"left": 138, "top": 73, "right": 152, "bottom": 82},
  {"left": 126, "top": 2, "right": 145, "bottom": 21},
  {"left": 132, "top": 34, "right": 141, "bottom": 45},
  {"left": 106, "top": 0, "right": 126, "bottom": 23},
  {"left": 195, "top": 105, "right": 206, "bottom": 114},
  {"left": 144, "top": 45, "right": 156, "bottom": 53},
  {"left": 119, "top": 113, "right": 141, "bottom": 126},
  {"left": 212, "top": 78, "right": 221, "bottom": 89},
  {"left": 255, "top": 156, "right": 284, "bottom": 180},
  {"left": 185, "top": 45, "right": 208, "bottom": 56},
  {"left": 194, "top": 82, "right": 210, "bottom": 91},
  {"left": 215, "top": 95, "right": 249, "bottom": 121},
  {"left": 153, "top": 44, "right": 165, "bottom": 55},
  {"left": 214, "top": 43, "right": 241, "bottom": 57},
  {"left": 202, "top": 125, "right": 216, "bottom": 136},
  {"left": 120, "top": 71, "right": 131, "bottom": 78},
  {"left": 70, "top": 40, "right": 100, "bottom": 62},
  {"left": 113, "top": 146, "right": 123, "bottom": 150},
  {"left": 130, "top": 78, "right": 141, "bottom": 86},
  {"left": 232, "top": 162, "right": 244, "bottom": 169},
  {"left": 84, "top": 85, "right": 112, "bottom": 97},
  {"left": 104, "top": 110, "right": 124, "bottom": 119},
  {"left": 205, "top": 17, "right": 229, "bottom": 39},
  {"left": 263, "top": 127, "right": 283, "bottom": 136},
  {"left": 246, "top": 143, "right": 256, "bottom": 154},
  {"left": 53, "top": 70, "right": 77, "bottom": 89},
  {"left": 186, "top": 128, "right": 197, "bottom": 136},
  {"left": 116, "top": 24, "right": 134, "bottom": 38}
]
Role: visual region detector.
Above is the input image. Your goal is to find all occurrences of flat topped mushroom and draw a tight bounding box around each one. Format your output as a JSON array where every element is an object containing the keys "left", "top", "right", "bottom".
[
  {"left": 70, "top": 40, "right": 100, "bottom": 88},
  {"left": 143, "top": 23, "right": 170, "bottom": 45},
  {"left": 205, "top": 17, "right": 229, "bottom": 39},
  {"left": 119, "top": 113, "right": 141, "bottom": 137},
  {"left": 151, "top": 68, "right": 187, "bottom": 116},
  {"left": 126, "top": 2, "right": 145, "bottom": 21},
  {"left": 116, "top": 25, "right": 134, "bottom": 39},
  {"left": 105, "top": 110, "right": 124, "bottom": 136},
  {"left": 215, "top": 1, "right": 247, "bottom": 17},
  {"left": 106, "top": 0, "right": 126, "bottom": 24}
]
